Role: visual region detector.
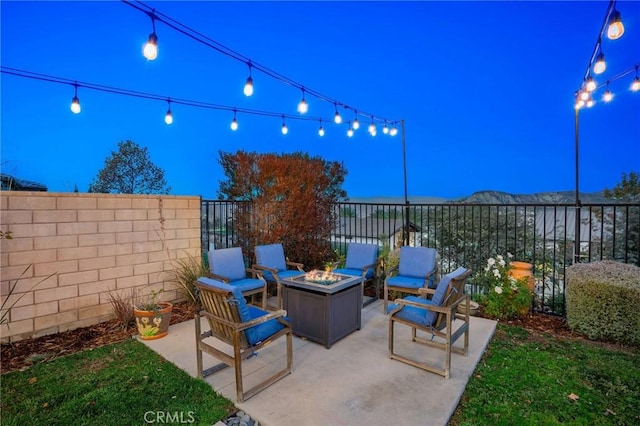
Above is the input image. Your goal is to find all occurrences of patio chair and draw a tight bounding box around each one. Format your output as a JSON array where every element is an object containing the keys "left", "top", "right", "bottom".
[
  {"left": 195, "top": 277, "right": 293, "bottom": 402},
  {"left": 253, "top": 243, "right": 304, "bottom": 309},
  {"left": 331, "top": 242, "right": 381, "bottom": 307},
  {"left": 207, "top": 247, "right": 267, "bottom": 309},
  {"left": 383, "top": 246, "right": 438, "bottom": 313},
  {"left": 388, "top": 267, "right": 472, "bottom": 378}
]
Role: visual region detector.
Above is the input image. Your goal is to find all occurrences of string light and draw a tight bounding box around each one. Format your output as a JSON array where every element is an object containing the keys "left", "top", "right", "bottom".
[
  {"left": 347, "top": 124, "right": 354, "bottom": 138},
  {"left": 603, "top": 90, "right": 613, "bottom": 102},
  {"left": 333, "top": 103, "right": 342, "bottom": 124},
  {"left": 382, "top": 122, "right": 389, "bottom": 134},
  {"left": 230, "top": 108, "right": 238, "bottom": 130},
  {"left": 297, "top": 88, "right": 308, "bottom": 114},
  {"left": 586, "top": 96, "right": 595, "bottom": 108},
  {"left": 143, "top": 14, "right": 158, "bottom": 60},
  {"left": 70, "top": 83, "right": 81, "bottom": 114},
  {"left": 243, "top": 62, "right": 254, "bottom": 97},
  {"left": 390, "top": 125, "right": 398, "bottom": 137},
  {"left": 593, "top": 51, "right": 606, "bottom": 75},
  {"left": 368, "top": 119, "right": 376, "bottom": 136},
  {"left": 281, "top": 115, "right": 288, "bottom": 135},
  {"left": 318, "top": 120, "right": 325, "bottom": 137},
  {"left": 585, "top": 75, "right": 597, "bottom": 92},
  {"left": 607, "top": 9, "right": 624, "bottom": 40},
  {"left": 164, "top": 99, "right": 173, "bottom": 124},
  {"left": 352, "top": 112, "right": 360, "bottom": 130}
]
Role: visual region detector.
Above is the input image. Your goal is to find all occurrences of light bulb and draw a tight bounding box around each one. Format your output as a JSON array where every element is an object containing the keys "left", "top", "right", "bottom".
[
  {"left": 281, "top": 123, "right": 288, "bottom": 135},
  {"left": 70, "top": 96, "right": 81, "bottom": 114},
  {"left": 318, "top": 126, "right": 325, "bottom": 137},
  {"left": 382, "top": 124, "right": 389, "bottom": 134},
  {"left": 230, "top": 118, "right": 238, "bottom": 131},
  {"left": 352, "top": 118, "right": 360, "bottom": 130},
  {"left": 368, "top": 123, "right": 375, "bottom": 134},
  {"left": 165, "top": 109, "right": 173, "bottom": 125},
  {"left": 297, "top": 97, "right": 308, "bottom": 114},
  {"left": 579, "top": 91, "right": 589, "bottom": 101},
  {"left": 593, "top": 53, "right": 606, "bottom": 75},
  {"left": 575, "top": 99, "right": 585, "bottom": 109},
  {"left": 607, "top": 10, "right": 624, "bottom": 40},
  {"left": 334, "top": 111, "right": 342, "bottom": 124},
  {"left": 390, "top": 126, "right": 398, "bottom": 136},
  {"left": 143, "top": 33, "right": 158, "bottom": 60},
  {"left": 603, "top": 90, "right": 613, "bottom": 102},
  {"left": 243, "top": 76, "right": 254, "bottom": 96},
  {"left": 631, "top": 76, "right": 640, "bottom": 92},
  {"left": 586, "top": 98, "right": 595, "bottom": 108},
  {"left": 347, "top": 128, "right": 354, "bottom": 137},
  {"left": 585, "top": 76, "right": 596, "bottom": 92}
]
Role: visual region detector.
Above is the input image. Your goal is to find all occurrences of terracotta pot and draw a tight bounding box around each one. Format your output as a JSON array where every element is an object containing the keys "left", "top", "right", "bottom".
[
  {"left": 134, "top": 302, "right": 173, "bottom": 340},
  {"left": 508, "top": 261, "right": 535, "bottom": 292}
]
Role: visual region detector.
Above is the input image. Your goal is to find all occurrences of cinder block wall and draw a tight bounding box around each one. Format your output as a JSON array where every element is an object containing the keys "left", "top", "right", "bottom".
[{"left": 0, "top": 191, "right": 201, "bottom": 342}]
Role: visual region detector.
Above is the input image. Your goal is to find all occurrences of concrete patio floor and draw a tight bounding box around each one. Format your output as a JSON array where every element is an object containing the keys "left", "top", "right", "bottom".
[{"left": 142, "top": 299, "right": 497, "bottom": 426}]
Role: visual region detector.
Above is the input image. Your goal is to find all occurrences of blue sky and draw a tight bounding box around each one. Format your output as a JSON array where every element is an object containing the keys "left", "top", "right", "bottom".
[{"left": 2, "top": 1, "right": 639, "bottom": 200}]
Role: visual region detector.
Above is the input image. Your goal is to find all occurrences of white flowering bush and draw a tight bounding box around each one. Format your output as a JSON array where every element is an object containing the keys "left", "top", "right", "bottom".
[{"left": 473, "top": 253, "right": 532, "bottom": 319}]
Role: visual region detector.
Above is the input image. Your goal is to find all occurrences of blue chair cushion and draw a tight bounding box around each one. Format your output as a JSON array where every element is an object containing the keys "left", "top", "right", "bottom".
[
  {"left": 197, "top": 277, "right": 286, "bottom": 346},
  {"left": 255, "top": 244, "right": 287, "bottom": 272},
  {"left": 334, "top": 267, "right": 370, "bottom": 279},
  {"left": 230, "top": 278, "right": 265, "bottom": 293},
  {"left": 388, "top": 296, "right": 435, "bottom": 326},
  {"left": 208, "top": 247, "right": 247, "bottom": 282},
  {"left": 344, "top": 243, "right": 378, "bottom": 278},
  {"left": 386, "top": 275, "right": 425, "bottom": 289},
  {"left": 398, "top": 247, "right": 436, "bottom": 278}
]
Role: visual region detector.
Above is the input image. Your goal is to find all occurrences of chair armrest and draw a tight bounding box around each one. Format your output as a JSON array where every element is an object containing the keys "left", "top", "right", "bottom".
[
  {"left": 245, "top": 267, "right": 265, "bottom": 280},
  {"left": 199, "top": 309, "right": 289, "bottom": 331},
  {"left": 393, "top": 298, "right": 453, "bottom": 315},
  {"left": 423, "top": 268, "right": 437, "bottom": 285},
  {"left": 205, "top": 271, "right": 230, "bottom": 283},
  {"left": 417, "top": 287, "right": 436, "bottom": 296},
  {"left": 328, "top": 260, "right": 341, "bottom": 269},
  {"left": 253, "top": 264, "right": 278, "bottom": 274},
  {"left": 359, "top": 261, "right": 379, "bottom": 277},
  {"left": 286, "top": 260, "right": 304, "bottom": 271},
  {"left": 385, "top": 264, "right": 399, "bottom": 277}
]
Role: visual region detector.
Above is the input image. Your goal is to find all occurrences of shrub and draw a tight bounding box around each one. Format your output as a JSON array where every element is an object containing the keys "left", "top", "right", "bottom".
[{"left": 566, "top": 261, "right": 640, "bottom": 346}]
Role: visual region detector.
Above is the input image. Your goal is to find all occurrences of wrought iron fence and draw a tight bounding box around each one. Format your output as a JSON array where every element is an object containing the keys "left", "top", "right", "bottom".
[{"left": 202, "top": 200, "right": 639, "bottom": 315}]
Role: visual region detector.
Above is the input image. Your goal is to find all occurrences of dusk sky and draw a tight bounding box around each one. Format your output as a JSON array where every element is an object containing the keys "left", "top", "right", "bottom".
[{"left": 2, "top": 1, "right": 639, "bottom": 201}]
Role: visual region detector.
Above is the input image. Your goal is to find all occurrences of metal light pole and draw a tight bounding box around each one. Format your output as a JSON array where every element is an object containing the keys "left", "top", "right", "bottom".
[
  {"left": 401, "top": 119, "right": 410, "bottom": 246},
  {"left": 574, "top": 107, "right": 581, "bottom": 264}
]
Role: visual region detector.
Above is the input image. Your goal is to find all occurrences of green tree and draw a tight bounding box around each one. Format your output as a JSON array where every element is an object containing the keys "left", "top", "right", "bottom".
[
  {"left": 218, "top": 150, "right": 347, "bottom": 268},
  {"left": 88, "top": 140, "right": 170, "bottom": 194},
  {"left": 602, "top": 171, "right": 639, "bottom": 264},
  {"left": 604, "top": 171, "right": 640, "bottom": 202}
]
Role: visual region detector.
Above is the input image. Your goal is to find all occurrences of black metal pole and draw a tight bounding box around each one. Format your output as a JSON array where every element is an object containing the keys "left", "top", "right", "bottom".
[
  {"left": 401, "top": 119, "right": 410, "bottom": 246},
  {"left": 574, "top": 107, "right": 581, "bottom": 264}
]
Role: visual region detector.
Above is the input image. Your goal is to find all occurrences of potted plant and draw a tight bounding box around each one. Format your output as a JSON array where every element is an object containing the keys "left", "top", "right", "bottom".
[{"left": 133, "top": 289, "right": 173, "bottom": 340}]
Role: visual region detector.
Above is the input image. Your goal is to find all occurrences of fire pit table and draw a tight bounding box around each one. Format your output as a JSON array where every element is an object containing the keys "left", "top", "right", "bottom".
[{"left": 281, "top": 270, "right": 363, "bottom": 349}]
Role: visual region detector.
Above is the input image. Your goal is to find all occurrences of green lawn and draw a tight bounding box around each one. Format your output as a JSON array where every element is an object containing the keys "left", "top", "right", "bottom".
[
  {"left": 450, "top": 324, "right": 640, "bottom": 425},
  {"left": 1, "top": 339, "right": 234, "bottom": 425}
]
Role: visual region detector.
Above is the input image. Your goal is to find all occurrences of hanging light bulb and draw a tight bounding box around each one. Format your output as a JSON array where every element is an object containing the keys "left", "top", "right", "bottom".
[
  {"left": 333, "top": 104, "right": 342, "bottom": 124},
  {"left": 632, "top": 67, "right": 640, "bottom": 92},
  {"left": 389, "top": 126, "right": 398, "bottom": 137},
  {"left": 382, "top": 122, "right": 389, "bottom": 134},
  {"left": 143, "top": 16, "right": 158, "bottom": 60},
  {"left": 318, "top": 120, "right": 325, "bottom": 137},
  {"left": 368, "top": 121, "right": 376, "bottom": 135},
  {"left": 164, "top": 100, "right": 173, "bottom": 125},
  {"left": 593, "top": 52, "right": 606, "bottom": 75},
  {"left": 607, "top": 9, "right": 624, "bottom": 40},
  {"left": 297, "top": 88, "right": 308, "bottom": 114},
  {"left": 579, "top": 90, "right": 589, "bottom": 101},
  {"left": 70, "top": 84, "right": 81, "bottom": 114},
  {"left": 603, "top": 90, "right": 613, "bottom": 102},
  {"left": 230, "top": 109, "right": 238, "bottom": 131},
  {"left": 347, "top": 124, "right": 354, "bottom": 138},
  {"left": 575, "top": 99, "right": 585, "bottom": 109},
  {"left": 281, "top": 115, "right": 288, "bottom": 135},
  {"left": 352, "top": 111, "right": 360, "bottom": 130},
  {"left": 243, "top": 62, "right": 254, "bottom": 97},
  {"left": 585, "top": 75, "right": 597, "bottom": 92},
  {"left": 586, "top": 96, "right": 595, "bottom": 108}
]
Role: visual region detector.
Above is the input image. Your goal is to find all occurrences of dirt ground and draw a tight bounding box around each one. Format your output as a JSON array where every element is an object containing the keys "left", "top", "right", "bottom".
[{"left": 0, "top": 301, "right": 594, "bottom": 374}]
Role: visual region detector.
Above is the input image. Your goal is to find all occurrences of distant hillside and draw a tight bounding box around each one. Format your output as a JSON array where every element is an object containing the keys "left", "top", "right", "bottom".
[
  {"left": 452, "top": 190, "right": 609, "bottom": 204},
  {"left": 347, "top": 190, "right": 611, "bottom": 204}
]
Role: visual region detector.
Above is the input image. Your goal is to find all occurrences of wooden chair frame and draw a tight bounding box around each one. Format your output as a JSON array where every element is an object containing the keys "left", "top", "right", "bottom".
[
  {"left": 384, "top": 264, "right": 438, "bottom": 313},
  {"left": 388, "top": 269, "right": 472, "bottom": 378},
  {"left": 253, "top": 244, "right": 305, "bottom": 309},
  {"left": 195, "top": 281, "right": 293, "bottom": 402}
]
